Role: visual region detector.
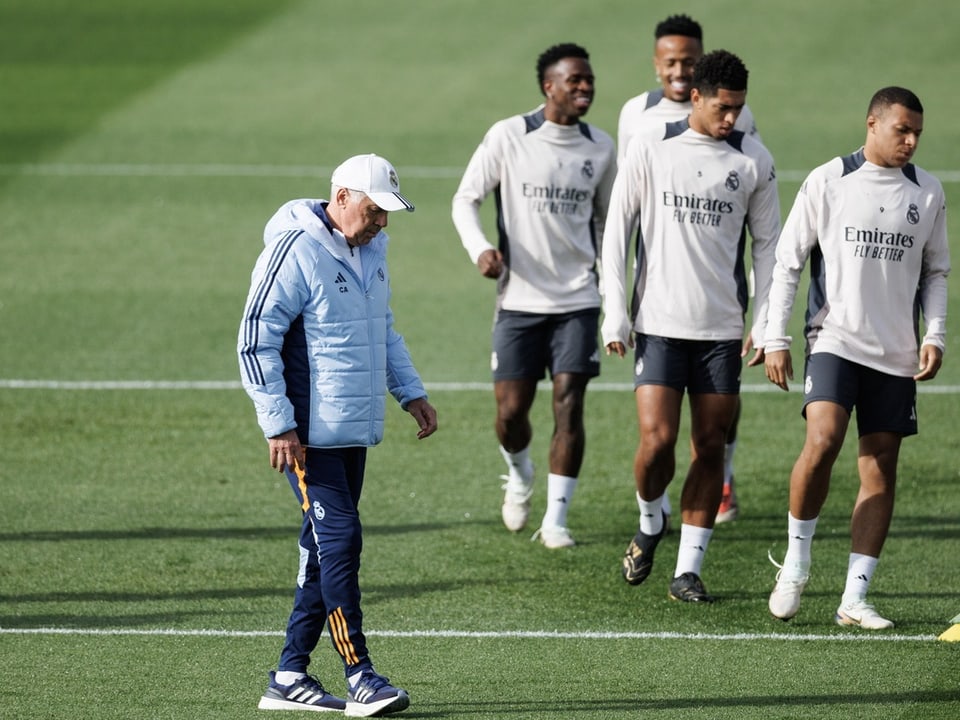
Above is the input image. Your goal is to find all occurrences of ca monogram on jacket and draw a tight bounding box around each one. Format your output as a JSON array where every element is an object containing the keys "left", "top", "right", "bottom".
[{"left": 333, "top": 267, "right": 386, "bottom": 293}]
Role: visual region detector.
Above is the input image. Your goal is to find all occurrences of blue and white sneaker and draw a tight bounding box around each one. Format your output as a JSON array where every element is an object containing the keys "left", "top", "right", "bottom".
[
  {"left": 345, "top": 670, "right": 410, "bottom": 717},
  {"left": 257, "top": 671, "right": 346, "bottom": 712}
]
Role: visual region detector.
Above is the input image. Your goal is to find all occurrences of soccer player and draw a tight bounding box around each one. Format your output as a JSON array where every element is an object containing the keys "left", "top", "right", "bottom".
[
  {"left": 762, "top": 87, "right": 949, "bottom": 629},
  {"left": 602, "top": 50, "right": 780, "bottom": 602},
  {"left": 618, "top": 13, "right": 759, "bottom": 524},
  {"left": 452, "top": 43, "right": 617, "bottom": 548},
  {"left": 239, "top": 154, "right": 438, "bottom": 715}
]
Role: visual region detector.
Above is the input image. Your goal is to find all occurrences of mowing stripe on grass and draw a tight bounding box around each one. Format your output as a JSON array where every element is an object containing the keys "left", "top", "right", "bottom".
[
  {"left": 1, "top": 379, "right": 959, "bottom": 394},
  {"left": 0, "top": 627, "right": 936, "bottom": 642},
  {"left": 4, "top": 163, "right": 960, "bottom": 184}
]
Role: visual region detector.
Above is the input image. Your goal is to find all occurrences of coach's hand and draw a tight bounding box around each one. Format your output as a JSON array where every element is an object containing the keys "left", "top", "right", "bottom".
[
  {"left": 268, "top": 429, "right": 305, "bottom": 473},
  {"left": 407, "top": 397, "right": 438, "bottom": 439}
]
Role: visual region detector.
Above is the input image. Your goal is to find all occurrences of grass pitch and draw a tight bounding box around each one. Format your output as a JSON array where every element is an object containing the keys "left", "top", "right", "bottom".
[{"left": 1, "top": 1, "right": 959, "bottom": 718}]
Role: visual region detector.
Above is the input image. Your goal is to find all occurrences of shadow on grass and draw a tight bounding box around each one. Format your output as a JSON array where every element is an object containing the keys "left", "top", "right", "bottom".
[
  {"left": 0, "top": 587, "right": 288, "bottom": 604},
  {"left": 0, "top": 610, "right": 238, "bottom": 629},
  {"left": 0, "top": 520, "right": 467, "bottom": 543},
  {"left": 0, "top": 527, "right": 291, "bottom": 542}
]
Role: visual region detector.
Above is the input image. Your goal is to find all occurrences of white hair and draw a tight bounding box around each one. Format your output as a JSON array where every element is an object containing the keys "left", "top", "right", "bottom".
[{"left": 331, "top": 185, "right": 368, "bottom": 204}]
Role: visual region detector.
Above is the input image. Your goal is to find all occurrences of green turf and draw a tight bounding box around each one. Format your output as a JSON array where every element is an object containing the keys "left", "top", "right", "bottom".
[{"left": 1, "top": 1, "right": 959, "bottom": 718}]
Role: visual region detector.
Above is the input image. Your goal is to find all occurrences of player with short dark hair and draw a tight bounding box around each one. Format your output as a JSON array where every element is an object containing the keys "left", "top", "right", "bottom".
[
  {"left": 655, "top": 13, "right": 702, "bottom": 42},
  {"left": 762, "top": 86, "right": 949, "bottom": 629},
  {"left": 693, "top": 49, "right": 748, "bottom": 95},
  {"left": 617, "top": 17, "right": 758, "bottom": 526},
  {"left": 452, "top": 43, "right": 617, "bottom": 548},
  {"left": 602, "top": 50, "right": 781, "bottom": 602},
  {"left": 618, "top": 14, "right": 758, "bottom": 162},
  {"left": 536, "top": 42, "right": 589, "bottom": 91}
]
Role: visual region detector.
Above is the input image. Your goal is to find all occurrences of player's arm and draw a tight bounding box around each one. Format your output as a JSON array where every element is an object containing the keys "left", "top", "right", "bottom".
[
  {"left": 744, "top": 148, "right": 781, "bottom": 365},
  {"left": 616, "top": 97, "right": 641, "bottom": 166},
  {"left": 592, "top": 138, "right": 618, "bottom": 265},
  {"left": 916, "top": 189, "right": 950, "bottom": 381},
  {"left": 600, "top": 141, "right": 644, "bottom": 356},
  {"left": 762, "top": 167, "right": 824, "bottom": 389},
  {"left": 452, "top": 122, "right": 506, "bottom": 276}
]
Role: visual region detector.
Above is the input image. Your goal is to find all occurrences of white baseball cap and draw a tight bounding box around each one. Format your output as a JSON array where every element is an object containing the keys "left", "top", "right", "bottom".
[{"left": 331, "top": 153, "right": 415, "bottom": 212}]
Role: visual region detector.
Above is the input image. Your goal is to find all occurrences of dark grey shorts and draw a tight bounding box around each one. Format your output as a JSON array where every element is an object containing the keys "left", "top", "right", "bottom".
[
  {"left": 633, "top": 334, "right": 741, "bottom": 394},
  {"left": 802, "top": 352, "right": 917, "bottom": 437},
  {"left": 491, "top": 308, "right": 600, "bottom": 381}
]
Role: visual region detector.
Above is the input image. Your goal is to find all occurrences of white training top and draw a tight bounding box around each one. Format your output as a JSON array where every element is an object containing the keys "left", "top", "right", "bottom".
[
  {"left": 617, "top": 89, "right": 759, "bottom": 164},
  {"left": 601, "top": 118, "right": 780, "bottom": 345},
  {"left": 764, "top": 149, "right": 950, "bottom": 377},
  {"left": 452, "top": 106, "right": 617, "bottom": 314}
]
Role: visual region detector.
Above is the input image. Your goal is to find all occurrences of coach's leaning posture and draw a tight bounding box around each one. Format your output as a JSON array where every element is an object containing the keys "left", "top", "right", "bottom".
[
  {"left": 759, "top": 87, "right": 950, "bottom": 629},
  {"left": 238, "top": 154, "right": 437, "bottom": 716}
]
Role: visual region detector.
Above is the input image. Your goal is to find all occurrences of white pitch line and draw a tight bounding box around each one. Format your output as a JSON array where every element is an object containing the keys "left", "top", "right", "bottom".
[
  {"left": 1, "top": 379, "right": 959, "bottom": 394},
  {"left": 2, "top": 163, "right": 960, "bottom": 184},
  {"left": 0, "top": 379, "right": 243, "bottom": 390},
  {"left": 0, "top": 626, "right": 936, "bottom": 643}
]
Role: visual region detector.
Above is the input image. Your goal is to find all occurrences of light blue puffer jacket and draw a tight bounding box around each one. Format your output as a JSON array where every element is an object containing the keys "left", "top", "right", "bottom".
[{"left": 238, "top": 198, "right": 426, "bottom": 447}]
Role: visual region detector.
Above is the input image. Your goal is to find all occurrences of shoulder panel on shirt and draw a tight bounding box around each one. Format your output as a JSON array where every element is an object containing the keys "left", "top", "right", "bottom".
[
  {"left": 645, "top": 88, "right": 665, "bottom": 110},
  {"left": 841, "top": 148, "right": 866, "bottom": 176},
  {"left": 723, "top": 129, "right": 745, "bottom": 153},
  {"left": 664, "top": 118, "right": 688, "bottom": 140},
  {"left": 838, "top": 150, "right": 919, "bottom": 186},
  {"left": 523, "top": 108, "right": 546, "bottom": 133},
  {"left": 523, "top": 106, "right": 597, "bottom": 142},
  {"left": 902, "top": 163, "right": 920, "bottom": 186}
]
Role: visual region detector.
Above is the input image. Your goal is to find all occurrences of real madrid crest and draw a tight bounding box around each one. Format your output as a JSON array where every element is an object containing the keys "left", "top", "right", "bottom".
[{"left": 725, "top": 171, "right": 740, "bottom": 191}]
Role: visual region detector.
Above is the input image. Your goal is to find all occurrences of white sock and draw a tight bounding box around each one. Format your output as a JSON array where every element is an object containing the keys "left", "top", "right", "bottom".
[
  {"left": 499, "top": 445, "right": 533, "bottom": 486},
  {"left": 640, "top": 490, "right": 673, "bottom": 516},
  {"left": 275, "top": 671, "right": 306, "bottom": 686},
  {"left": 674, "top": 524, "right": 713, "bottom": 577},
  {"left": 541, "top": 473, "right": 577, "bottom": 528},
  {"left": 782, "top": 512, "right": 818, "bottom": 575},
  {"left": 638, "top": 494, "right": 664, "bottom": 535},
  {"left": 723, "top": 440, "right": 737, "bottom": 486},
  {"left": 841, "top": 553, "right": 879, "bottom": 605}
]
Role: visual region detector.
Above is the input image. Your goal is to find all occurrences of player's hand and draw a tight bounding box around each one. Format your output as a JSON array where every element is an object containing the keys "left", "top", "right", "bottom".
[
  {"left": 744, "top": 334, "right": 766, "bottom": 367},
  {"left": 605, "top": 341, "right": 627, "bottom": 358},
  {"left": 746, "top": 346, "right": 765, "bottom": 367},
  {"left": 914, "top": 344, "right": 943, "bottom": 381},
  {"left": 764, "top": 349, "right": 793, "bottom": 391},
  {"left": 406, "top": 397, "right": 438, "bottom": 439},
  {"left": 268, "top": 429, "right": 305, "bottom": 473},
  {"left": 476, "top": 249, "right": 504, "bottom": 279}
]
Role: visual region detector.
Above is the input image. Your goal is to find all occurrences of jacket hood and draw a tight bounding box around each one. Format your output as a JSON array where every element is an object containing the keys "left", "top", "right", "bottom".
[{"left": 263, "top": 198, "right": 332, "bottom": 247}]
